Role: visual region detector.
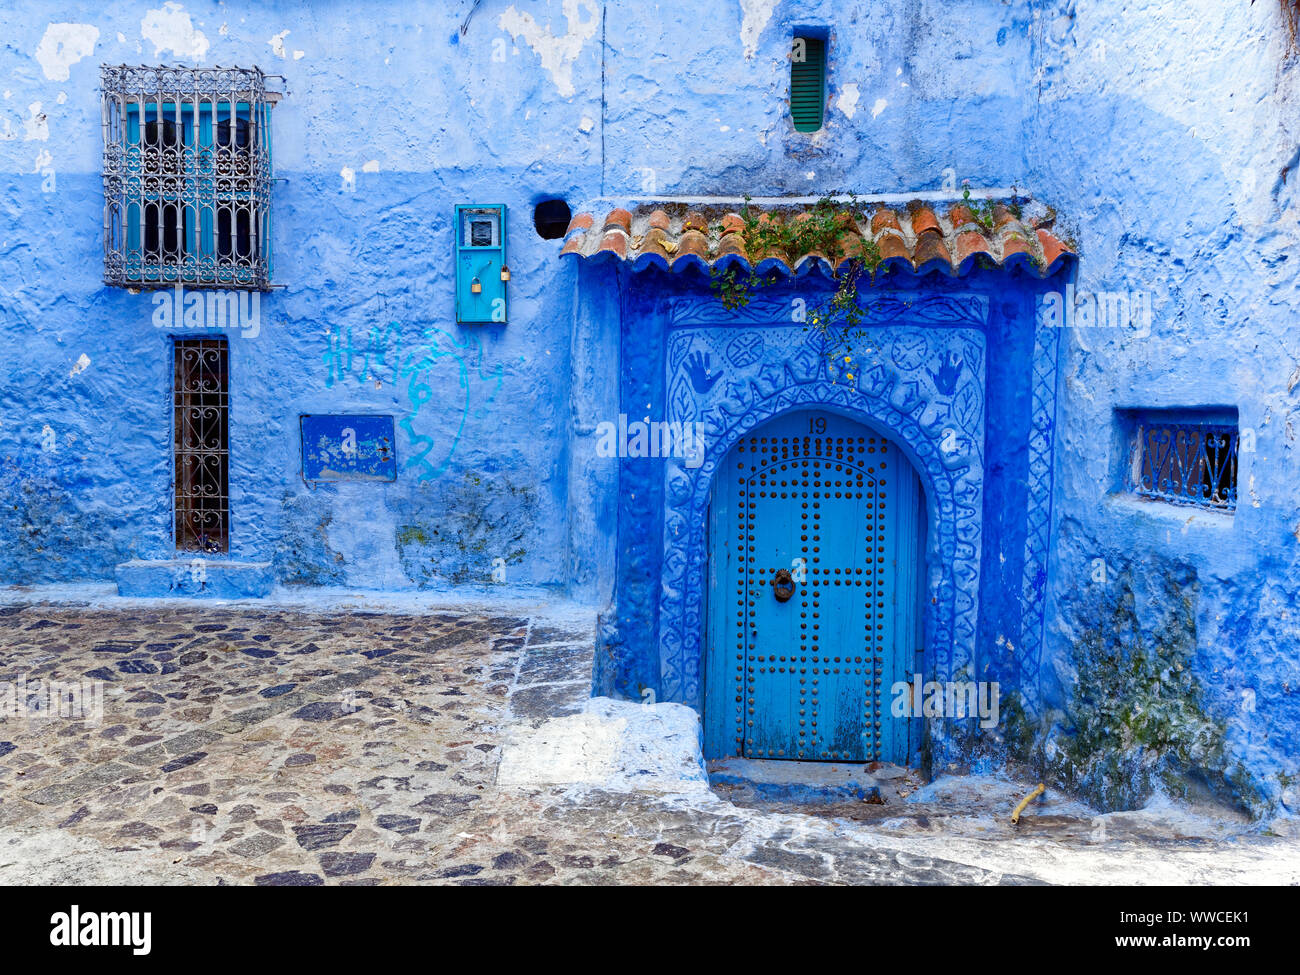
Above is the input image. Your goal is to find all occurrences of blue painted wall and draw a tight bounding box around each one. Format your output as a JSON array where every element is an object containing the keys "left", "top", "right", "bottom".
[
  {"left": 0, "top": 0, "right": 1036, "bottom": 590},
  {"left": 1, "top": 0, "right": 1297, "bottom": 814},
  {"left": 1022, "top": 0, "right": 1300, "bottom": 815}
]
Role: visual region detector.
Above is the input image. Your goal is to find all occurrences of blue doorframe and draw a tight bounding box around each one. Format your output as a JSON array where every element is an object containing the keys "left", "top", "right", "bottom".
[{"left": 704, "top": 408, "right": 926, "bottom": 763}]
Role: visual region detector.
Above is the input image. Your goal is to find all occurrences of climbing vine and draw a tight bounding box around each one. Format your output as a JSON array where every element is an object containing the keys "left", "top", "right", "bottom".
[
  {"left": 707, "top": 188, "right": 1025, "bottom": 378},
  {"left": 709, "top": 193, "right": 886, "bottom": 377}
]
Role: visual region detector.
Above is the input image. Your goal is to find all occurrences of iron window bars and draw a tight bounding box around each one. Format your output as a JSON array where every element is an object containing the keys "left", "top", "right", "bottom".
[
  {"left": 1129, "top": 419, "right": 1238, "bottom": 510},
  {"left": 173, "top": 338, "right": 229, "bottom": 552},
  {"left": 101, "top": 65, "right": 273, "bottom": 290}
]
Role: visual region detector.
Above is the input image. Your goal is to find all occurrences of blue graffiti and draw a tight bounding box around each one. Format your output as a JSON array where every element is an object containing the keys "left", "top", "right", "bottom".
[{"left": 323, "top": 323, "right": 502, "bottom": 480}]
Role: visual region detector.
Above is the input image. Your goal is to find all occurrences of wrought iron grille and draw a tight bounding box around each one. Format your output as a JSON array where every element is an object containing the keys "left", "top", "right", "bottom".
[
  {"left": 101, "top": 65, "right": 273, "bottom": 290},
  {"left": 173, "top": 339, "right": 229, "bottom": 552},
  {"left": 1130, "top": 419, "right": 1238, "bottom": 510}
]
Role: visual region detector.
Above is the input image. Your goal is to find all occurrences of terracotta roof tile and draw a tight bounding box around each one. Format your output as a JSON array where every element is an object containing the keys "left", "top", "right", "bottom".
[
  {"left": 560, "top": 199, "right": 1076, "bottom": 278},
  {"left": 997, "top": 224, "right": 1033, "bottom": 266},
  {"left": 674, "top": 228, "right": 710, "bottom": 273},
  {"left": 909, "top": 203, "right": 941, "bottom": 238},
  {"left": 1037, "top": 228, "right": 1071, "bottom": 272},
  {"left": 604, "top": 208, "right": 633, "bottom": 234},
  {"left": 1000, "top": 234, "right": 1031, "bottom": 259},
  {"left": 834, "top": 231, "right": 866, "bottom": 271},
  {"left": 955, "top": 229, "right": 993, "bottom": 270},
  {"left": 640, "top": 226, "right": 674, "bottom": 262},
  {"left": 947, "top": 202, "right": 979, "bottom": 230},
  {"left": 876, "top": 232, "right": 910, "bottom": 265},
  {"left": 912, "top": 230, "right": 951, "bottom": 274},
  {"left": 716, "top": 232, "right": 747, "bottom": 259},
  {"left": 564, "top": 212, "right": 594, "bottom": 235},
  {"left": 992, "top": 204, "right": 1019, "bottom": 229},
  {"left": 996, "top": 216, "right": 1032, "bottom": 242},
  {"left": 870, "top": 209, "right": 902, "bottom": 234},
  {"left": 683, "top": 210, "right": 709, "bottom": 234},
  {"left": 596, "top": 228, "right": 628, "bottom": 259},
  {"left": 720, "top": 213, "right": 745, "bottom": 236},
  {"left": 795, "top": 251, "right": 832, "bottom": 277}
]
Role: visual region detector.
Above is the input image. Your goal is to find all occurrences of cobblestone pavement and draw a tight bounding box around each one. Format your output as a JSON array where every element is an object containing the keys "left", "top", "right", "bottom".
[{"left": 0, "top": 597, "right": 1297, "bottom": 886}]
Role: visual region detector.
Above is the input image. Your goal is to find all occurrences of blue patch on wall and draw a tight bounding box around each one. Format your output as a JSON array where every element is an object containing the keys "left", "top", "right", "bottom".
[{"left": 300, "top": 415, "right": 397, "bottom": 482}]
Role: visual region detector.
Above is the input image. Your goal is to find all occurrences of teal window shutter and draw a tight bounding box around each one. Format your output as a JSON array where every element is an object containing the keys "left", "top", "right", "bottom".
[{"left": 790, "top": 36, "right": 826, "bottom": 132}]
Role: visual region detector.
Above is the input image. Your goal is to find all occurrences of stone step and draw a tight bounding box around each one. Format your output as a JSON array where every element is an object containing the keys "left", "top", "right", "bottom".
[{"left": 114, "top": 559, "right": 274, "bottom": 599}]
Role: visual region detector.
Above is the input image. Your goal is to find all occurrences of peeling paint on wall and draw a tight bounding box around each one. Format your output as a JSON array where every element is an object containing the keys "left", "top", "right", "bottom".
[
  {"left": 275, "top": 493, "right": 345, "bottom": 586},
  {"left": 267, "top": 29, "right": 304, "bottom": 60},
  {"left": 34, "top": 23, "right": 99, "bottom": 81},
  {"left": 394, "top": 471, "right": 538, "bottom": 587},
  {"left": 497, "top": 0, "right": 599, "bottom": 98},
  {"left": 268, "top": 29, "right": 290, "bottom": 58},
  {"left": 22, "top": 103, "right": 48, "bottom": 141},
  {"left": 836, "top": 82, "right": 860, "bottom": 119},
  {"left": 141, "top": 2, "right": 209, "bottom": 60},
  {"left": 739, "top": 0, "right": 777, "bottom": 60}
]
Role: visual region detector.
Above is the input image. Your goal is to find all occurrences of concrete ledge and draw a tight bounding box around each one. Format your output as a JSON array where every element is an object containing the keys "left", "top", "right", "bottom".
[{"left": 114, "top": 559, "right": 274, "bottom": 598}]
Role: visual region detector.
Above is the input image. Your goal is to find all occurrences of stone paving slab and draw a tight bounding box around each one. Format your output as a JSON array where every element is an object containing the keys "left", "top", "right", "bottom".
[{"left": 1, "top": 600, "right": 1297, "bottom": 886}]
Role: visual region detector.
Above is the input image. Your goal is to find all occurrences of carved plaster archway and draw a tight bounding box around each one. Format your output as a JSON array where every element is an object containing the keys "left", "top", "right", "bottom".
[{"left": 655, "top": 294, "right": 988, "bottom": 709}]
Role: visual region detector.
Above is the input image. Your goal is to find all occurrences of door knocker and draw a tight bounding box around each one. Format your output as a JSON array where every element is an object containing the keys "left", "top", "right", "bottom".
[{"left": 772, "top": 568, "right": 795, "bottom": 602}]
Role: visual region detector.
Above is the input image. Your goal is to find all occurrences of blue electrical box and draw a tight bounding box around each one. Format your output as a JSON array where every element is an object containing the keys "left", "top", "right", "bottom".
[
  {"left": 455, "top": 204, "right": 507, "bottom": 324},
  {"left": 300, "top": 414, "right": 397, "bottom": 481}
]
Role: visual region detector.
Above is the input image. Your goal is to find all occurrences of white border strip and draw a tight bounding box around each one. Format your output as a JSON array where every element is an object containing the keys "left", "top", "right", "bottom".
[{"left": 589, "top": 188, "right": 1022, "bottom": 207}]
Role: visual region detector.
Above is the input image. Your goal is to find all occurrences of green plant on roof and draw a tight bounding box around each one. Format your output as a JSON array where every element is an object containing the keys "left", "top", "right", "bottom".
[
  {"left": 710, "top": 192, "right": 887, "bottom": 373},
  {"left": 960, "top": 183, "right": 996, "bottom": 232}
]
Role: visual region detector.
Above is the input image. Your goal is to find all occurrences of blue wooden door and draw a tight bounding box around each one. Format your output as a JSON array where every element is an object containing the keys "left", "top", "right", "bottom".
[{"left": 705, "top": 409, "right": 924, "bottom": 763}]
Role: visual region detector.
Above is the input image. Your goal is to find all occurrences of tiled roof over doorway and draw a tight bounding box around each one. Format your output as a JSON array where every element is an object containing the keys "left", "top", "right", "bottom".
[{"left": 560, "top": 200, "right": 1075, "bottom": 278}]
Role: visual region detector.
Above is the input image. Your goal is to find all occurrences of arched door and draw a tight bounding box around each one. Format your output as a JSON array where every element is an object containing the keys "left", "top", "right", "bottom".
[{"left": 704, "top": 408, "right": 925, "bottom": 763}]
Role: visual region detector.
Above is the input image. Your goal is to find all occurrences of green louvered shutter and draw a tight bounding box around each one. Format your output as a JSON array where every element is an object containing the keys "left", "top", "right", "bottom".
[{"left": 790, "top": 37, "right": 826, "bottom": 132}]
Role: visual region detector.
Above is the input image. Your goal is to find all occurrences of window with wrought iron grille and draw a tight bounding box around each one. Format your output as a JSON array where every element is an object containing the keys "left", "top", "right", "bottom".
[
  {"left": 173, "top": 338, "right": 229, "bottom": 552},
  {"left": 101, "top": 65, "right": 274, "bottom": 290},
  {"left": 1125, "top": 411, "right": 1238, "bottom": 511}
]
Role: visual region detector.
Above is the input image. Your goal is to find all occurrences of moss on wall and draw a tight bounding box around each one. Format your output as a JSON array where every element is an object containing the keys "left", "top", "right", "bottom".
[
  {"left": 0, "top": 462, "right": 125, "bottom": 581},
  {"left": 275, "top": 493, "right": 346, "bottom": 585},
  {"left": 1057, "top": 569, "right": 1228, "bottom": 808},
  {"left": 394, "top": 470, "right": 537, "bottom": 586},
  {"left": 1012, "top": 565, "right": 1262, "bottom": 813}
]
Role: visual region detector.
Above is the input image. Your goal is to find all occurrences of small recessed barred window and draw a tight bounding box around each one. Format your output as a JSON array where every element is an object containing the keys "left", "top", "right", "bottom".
[
  {"left": 174, "top": 338, "right": 229, "bottom": 552},
  {"left": 1128, "top": 414, "right": 1238, "bottom": 510},
  {"left": 101, "top": 65, "right": 275, "bottom": 290}
]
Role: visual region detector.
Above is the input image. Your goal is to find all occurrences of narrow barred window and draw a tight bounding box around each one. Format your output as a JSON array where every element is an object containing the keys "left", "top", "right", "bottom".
[{"left": 173, "top": 338, "right": 229, "bottom": 552}]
